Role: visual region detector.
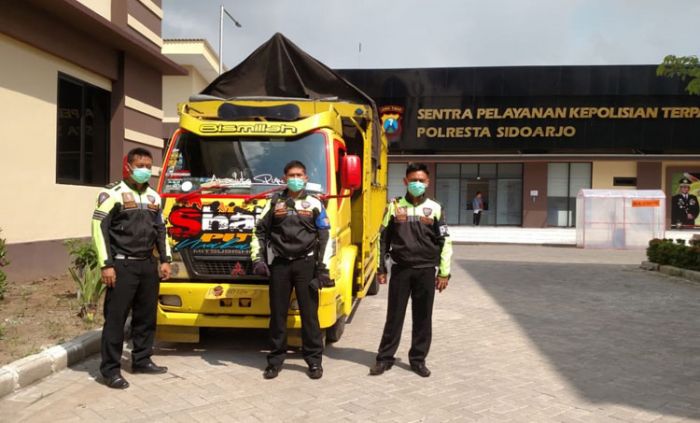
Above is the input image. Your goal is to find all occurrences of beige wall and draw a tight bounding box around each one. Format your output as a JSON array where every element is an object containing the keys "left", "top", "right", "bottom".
[
  {"left": 0, "top": 34, "right": 111, "bottom": 244},
  {"left": 162, "top": 66, "right": 209, "bottom": 119},
  {"left": 75, "top": 0, "right": 112, "bottom": 21},
  {"left": 591, "top": 161, "right": 637, "bottom": 189}
]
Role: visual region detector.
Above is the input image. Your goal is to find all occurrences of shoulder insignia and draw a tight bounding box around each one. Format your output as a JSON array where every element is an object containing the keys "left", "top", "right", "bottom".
[
  {"left": 97, "top": 192, "right": 110, "bottom": 207},
  {"left": 104, "top": 181, "right": 120, "bottom": 189}
]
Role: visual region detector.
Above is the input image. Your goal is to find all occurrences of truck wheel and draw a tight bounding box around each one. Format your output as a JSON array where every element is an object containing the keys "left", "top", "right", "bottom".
[
  {"left": 325, "top": 315, "right": 346, "bottom": 344},
  {"left": 367, "top": 275, "right": 380, "bottom": 296}
]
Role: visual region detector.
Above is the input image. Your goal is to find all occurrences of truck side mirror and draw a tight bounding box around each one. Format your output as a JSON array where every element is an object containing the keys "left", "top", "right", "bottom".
[{"left": 341, "top": 155, "right": 362, "bottom": 191}]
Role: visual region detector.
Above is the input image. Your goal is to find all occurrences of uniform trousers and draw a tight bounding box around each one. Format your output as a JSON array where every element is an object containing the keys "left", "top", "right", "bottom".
[
  {"left": 376, "top": 265, "right": 436, "bottom": 365},
  {"left": 100, "top": 258, "right": 159, "bottom": 378},
  {"left": 267, "top": 255, "right": 323, "bottom": 367}
]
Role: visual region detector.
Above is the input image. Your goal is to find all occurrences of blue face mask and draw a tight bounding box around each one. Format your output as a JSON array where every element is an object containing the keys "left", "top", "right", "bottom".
[
  {"left": 131, "top": 167, "right": 152, "bottom": 184},
  {"left": 407, "top": 181, "right": 426, "bottom": 197},
  {"left": 287, "top": 177, "right": 305, "bottom": 192}
]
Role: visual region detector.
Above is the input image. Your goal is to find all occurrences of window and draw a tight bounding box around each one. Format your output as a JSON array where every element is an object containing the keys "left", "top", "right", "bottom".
[
  {"left": 613, "top": 177, "right": 637, "bottom": 187},
  {"left": 56, "top": 74, "right": 110, "bottom": 186},
  {"left": 547, "top": 163, "right": 592, "bottom": 227},
  {"left": 161, "top": 132, "right": 329, "bottom": 194}
]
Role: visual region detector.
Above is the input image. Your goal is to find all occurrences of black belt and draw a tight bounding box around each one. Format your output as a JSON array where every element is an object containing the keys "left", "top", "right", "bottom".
[
  {"left": 114, "top": 254, "right": 150, "bottom": 260},
  {"left": 277, "top": 251, "right": 314, "bottom": 261}
]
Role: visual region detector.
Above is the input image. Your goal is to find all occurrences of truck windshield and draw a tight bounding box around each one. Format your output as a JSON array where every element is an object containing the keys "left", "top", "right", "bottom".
[{"left": 162, "top": 131, "right": 328, "bottom": 195}]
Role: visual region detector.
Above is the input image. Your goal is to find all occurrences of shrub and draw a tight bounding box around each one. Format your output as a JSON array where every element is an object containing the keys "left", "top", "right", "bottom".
[
  {"left": 0, "top": 229, "right": 9, "bottom": 300},
  {"left": 647, "top": 238, "right": 700, "bottom": 271},
  {"left": 63, "top": 238, "right": 98, "bottom": 275},
  {"left": 68, "top": 264, "right": 105, "bottom": 323},
  {"left": 64, "top": 239, "right": 103, "bottom": 322}
]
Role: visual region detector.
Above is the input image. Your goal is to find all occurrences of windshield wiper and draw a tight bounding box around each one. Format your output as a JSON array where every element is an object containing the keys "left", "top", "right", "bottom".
[
  {"left": 175, "top": 178, "right": 254, "bottom": 204},
  {"left": 242, "top": 186, "right": 286, "bottom": 205},
  {"left": 175, "top": 184, "right": 232, "bottom": 204}
]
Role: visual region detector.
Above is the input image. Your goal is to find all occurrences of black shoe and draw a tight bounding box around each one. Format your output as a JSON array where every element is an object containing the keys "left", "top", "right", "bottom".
[
  {"left": 104, "top": 373, "right": 130, "bottom": 389},
  {"left": 132, "top": 361, "right": 168, "bottom": 374},
  {"left": 410, "top": 363, "right": 431, "bottom": 377},
  {"left": 263, "top": 365, "right": 280, "bottom": 379},
  {"left": 307, "top": 365, "right": 323, "bottom": 379},
  {"left": 369, "top": 361, "right": 393, "bottom": 376}
]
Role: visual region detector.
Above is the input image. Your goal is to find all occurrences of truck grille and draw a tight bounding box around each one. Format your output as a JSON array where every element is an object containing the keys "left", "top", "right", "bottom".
[{"left": 181, "top": 250, "right": 252, "bottom": 280}]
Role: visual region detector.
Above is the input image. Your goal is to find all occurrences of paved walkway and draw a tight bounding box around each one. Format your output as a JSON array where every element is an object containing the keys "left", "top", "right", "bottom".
[
  {"left": 449, "top": 226, "right": 699, "bottom": 246},
  {"left": 1, "top": 245, "right": 699, "bottom": 422}
]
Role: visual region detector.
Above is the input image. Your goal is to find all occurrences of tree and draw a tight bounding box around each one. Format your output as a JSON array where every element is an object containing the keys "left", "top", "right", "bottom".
[{"left": 657, "top": 55, "right": 700, "bottom": 95}]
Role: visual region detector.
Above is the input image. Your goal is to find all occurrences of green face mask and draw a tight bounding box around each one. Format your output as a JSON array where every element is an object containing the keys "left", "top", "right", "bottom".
[
  {"left": 287, "top": 177, "right": 305, "bottom": 192},
  {"left": 131, "top": 167, "right": 152, "bottom": 184},
  {"left": 407, "top": 181, "right": 426, "bottom": 197}
]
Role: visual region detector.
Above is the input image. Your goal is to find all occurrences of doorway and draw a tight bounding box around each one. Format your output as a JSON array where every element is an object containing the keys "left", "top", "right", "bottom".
[
  {"left": 434, "top": 163, "right": 523, "bottom": 226},
  {"left": 464, "top": 180, "right": 490, "bottom": 224}
]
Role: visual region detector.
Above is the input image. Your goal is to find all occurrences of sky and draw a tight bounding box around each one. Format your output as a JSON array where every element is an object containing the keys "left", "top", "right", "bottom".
[{"left": 162, "top": 0, "right": 700, "bottom": 71}]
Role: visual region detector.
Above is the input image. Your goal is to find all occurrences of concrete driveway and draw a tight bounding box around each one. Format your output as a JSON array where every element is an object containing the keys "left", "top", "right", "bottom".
[{"left": 1, "top": 245, "right": 698, "bottom": 422}]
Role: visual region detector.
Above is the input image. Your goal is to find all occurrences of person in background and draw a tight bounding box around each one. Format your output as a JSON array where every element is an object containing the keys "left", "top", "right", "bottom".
[
  {"left": 472, "top": 191, "right": 484, "bottom": 226},
  {"left": 671, "top": 177, "right": 699, "bottom": 228}
]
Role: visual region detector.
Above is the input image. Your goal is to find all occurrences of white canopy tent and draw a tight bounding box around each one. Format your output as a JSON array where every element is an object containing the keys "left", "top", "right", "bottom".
[{"left": 576, "top": 189, "right": 665, "bottom": 249}]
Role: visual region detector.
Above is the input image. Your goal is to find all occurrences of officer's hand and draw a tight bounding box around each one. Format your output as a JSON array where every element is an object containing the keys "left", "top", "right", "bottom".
[
  {"left": 253, "top": 260, "right": 270, "bottom": 277},
  {"left": 316, "top": 268, "right": 333, "bottom": 288},
  {"left": 377, "top": 273, "right": 387, "bottom": 284},
  {"left": 160, "top": 263, "right": 171, "bottom": 281},
  {"left": 435, "top": 275, "right": 449, "bottom": 293},
  {"left": 101, "top": 267, "right": 116, "bottom": 288}
]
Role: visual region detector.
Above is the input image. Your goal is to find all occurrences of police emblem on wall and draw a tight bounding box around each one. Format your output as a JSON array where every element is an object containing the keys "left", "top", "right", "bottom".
[{"left": 379, "top": 105, "right": 404, "bottom": 143}]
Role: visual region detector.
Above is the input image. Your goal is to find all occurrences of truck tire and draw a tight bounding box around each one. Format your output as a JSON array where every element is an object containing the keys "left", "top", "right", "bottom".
[
  {"left": 367, "top": 275, "right": 380, "bottom": 296},
  {"left": 325, "top": 315, "right": 346, "bottom": 343}
]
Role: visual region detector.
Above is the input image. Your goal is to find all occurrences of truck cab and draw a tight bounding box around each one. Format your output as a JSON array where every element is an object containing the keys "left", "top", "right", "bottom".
[{"left": 156, "top": 97, "right": 387, "bottom": 343}]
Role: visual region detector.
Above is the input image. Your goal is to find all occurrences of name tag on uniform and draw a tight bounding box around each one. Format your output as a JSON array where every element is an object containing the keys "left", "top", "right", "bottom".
[
  {"left": 122, "top": 192, "right": 137, "bottom": 209},
  {"left": 395, "top": 207, "right": 408, "bottom": 222}
]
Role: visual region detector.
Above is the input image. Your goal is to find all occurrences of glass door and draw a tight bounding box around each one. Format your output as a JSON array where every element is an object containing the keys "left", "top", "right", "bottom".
[
  {"left": 463, "top": 179, "right": 491, "bottom": 225},
  {"left": 435, "top": 178, "right": 460, "bottom": 225},
  {"left": 547, "top": 163, "right": 591, "bottom": 227}
]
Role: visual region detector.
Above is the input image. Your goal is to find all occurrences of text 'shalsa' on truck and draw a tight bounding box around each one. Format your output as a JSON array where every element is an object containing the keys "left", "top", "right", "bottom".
[{"left": 155, "top": 34, "right": 388, "bottom": 344}]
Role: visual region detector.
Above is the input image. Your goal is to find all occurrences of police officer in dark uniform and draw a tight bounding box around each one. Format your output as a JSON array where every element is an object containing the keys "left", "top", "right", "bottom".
[
  {"left": 370, "top": 162, "right": 453, "bottom": 378},
  {"left": 91, "top": 147, "right": 172, "bottom": 389},
  {"left": 251, "top": 160, "right": 332, "bottom": 380},
  {"left": 671, "top": 177, "right": 699, "bottom": 227}
]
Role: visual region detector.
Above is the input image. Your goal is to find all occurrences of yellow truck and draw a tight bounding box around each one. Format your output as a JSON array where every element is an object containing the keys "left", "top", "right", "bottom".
[{"left": 155, "top": 34, "right": 388, "bottom": 344}]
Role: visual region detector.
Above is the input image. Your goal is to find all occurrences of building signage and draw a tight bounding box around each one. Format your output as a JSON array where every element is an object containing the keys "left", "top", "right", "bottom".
[
  {"left": 389, "top": 98, "right": 700, "bottom": 153},
  {"left": 339, "top": 66, "right": 700, "bottom": 154}
]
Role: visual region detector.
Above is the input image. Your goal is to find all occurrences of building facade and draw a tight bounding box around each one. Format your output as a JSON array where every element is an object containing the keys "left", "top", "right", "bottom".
[
  {"left": 0, "top": 0, "right": 186, "bottom": 281},
  {"left": 162, "top": 39, "right": 221, "bottom": 143},
  {"left": 339, "top": 66, "right": 700, "bottom": 228}
]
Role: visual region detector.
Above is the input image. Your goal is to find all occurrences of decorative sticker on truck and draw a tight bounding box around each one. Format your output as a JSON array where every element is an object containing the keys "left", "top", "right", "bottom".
[{"left": 167, "top": 201, "right": 263, "bottom": 256}]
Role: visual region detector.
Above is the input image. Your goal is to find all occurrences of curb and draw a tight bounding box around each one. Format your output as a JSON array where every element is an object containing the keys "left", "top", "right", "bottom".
[
  {"left": 0, "top": 329, "right": 101, "bottom": 399},
  {"left": 452, "top": 241, "right": 576, "bottom": 247},
  {"left": 641, "top": 261, "right": 700, "bottom": 285}
]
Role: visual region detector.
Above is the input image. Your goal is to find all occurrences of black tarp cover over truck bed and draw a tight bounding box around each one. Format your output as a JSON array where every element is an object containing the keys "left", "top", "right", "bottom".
[{"left": 200, "top": 33, "right": 381, "bottom": 163}]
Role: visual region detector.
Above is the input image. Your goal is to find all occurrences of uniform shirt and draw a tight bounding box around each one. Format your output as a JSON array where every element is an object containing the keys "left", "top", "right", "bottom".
[
  {"left": 251, "top": 189, "right": 331, "bottom": 268},
  {"left": 379, "top": 195, "right": 452, "bottom": 277},
  {"left": 672, "top": 193, "right": 700, "bottom": 225},
  {"left": 91, "top": 180, "right": 171, "bottom": 268}
]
